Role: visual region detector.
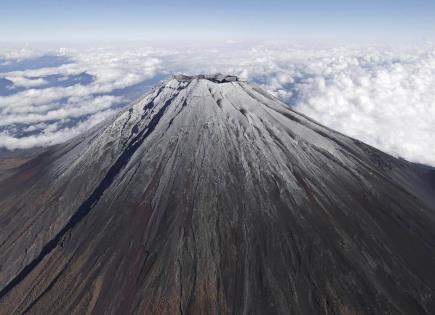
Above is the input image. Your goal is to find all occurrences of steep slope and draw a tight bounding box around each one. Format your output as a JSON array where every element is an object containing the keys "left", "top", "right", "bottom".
[{"left": 0, "top": 75, "right": 434, "bottom": 315}]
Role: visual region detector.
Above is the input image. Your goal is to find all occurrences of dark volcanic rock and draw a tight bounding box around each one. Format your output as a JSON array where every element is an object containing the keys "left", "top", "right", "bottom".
[
  {"left": 173, "top": 74, "right": 241, "bottom": 83},
  {"left": 0, "top": 76, "right": 435, "bottom": 314}
]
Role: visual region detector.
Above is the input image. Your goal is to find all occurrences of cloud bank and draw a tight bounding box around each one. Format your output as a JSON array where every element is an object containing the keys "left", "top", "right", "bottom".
[{"left": 1, "top": 42, "right": 434, "bottom": 166}]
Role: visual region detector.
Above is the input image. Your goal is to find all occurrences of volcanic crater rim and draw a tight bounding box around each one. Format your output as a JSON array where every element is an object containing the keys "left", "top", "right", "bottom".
[{"left": 172, "top": 74, "right": 242, "bottom": 83}]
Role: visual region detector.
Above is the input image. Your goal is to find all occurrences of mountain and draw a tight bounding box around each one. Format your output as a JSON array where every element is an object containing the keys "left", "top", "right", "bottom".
[{"left": 0, "top": 75, "right": 434, "bottom": 315}]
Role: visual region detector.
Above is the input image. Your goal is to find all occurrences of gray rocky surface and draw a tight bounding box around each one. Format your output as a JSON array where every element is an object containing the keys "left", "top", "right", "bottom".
[{"left": 0, "top": 76, "right": 434, "bottom": 314}]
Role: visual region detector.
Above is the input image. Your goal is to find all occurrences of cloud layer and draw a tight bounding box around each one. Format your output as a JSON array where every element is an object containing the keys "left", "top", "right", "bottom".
[{"left": 1, "top": 42, "right": 435, "bottom": 166}]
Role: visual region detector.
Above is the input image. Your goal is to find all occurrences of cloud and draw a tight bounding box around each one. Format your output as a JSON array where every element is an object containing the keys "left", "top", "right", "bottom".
[
  {"left": 0, "top": 47, "right": 47, "bottom": 62},
  {"left": 5, "top": 75, "right": 48, "bottom": 88},
  {"left": 0, "top": 109, "right": 115, "bottom": 150},
  {"left": 0, "top": 95, "right": 120, "bottom": 126},
  {"left": 0, "top": 42, "right": 434, "bottom": 167},
  {"left": 0, "top": 45, "right": 163, "bottom": 150},
  {"left": 255, "top": 46, "right": 435, "bottom": 166}
]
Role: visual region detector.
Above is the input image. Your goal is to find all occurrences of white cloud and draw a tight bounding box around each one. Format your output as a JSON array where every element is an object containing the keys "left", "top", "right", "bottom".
[
  {"left": 0, "top": 45, "right": 163, "bottom": 151},
  {"left": 258, "top": 46, "right": 435, "bottom": 166},
  {"left": 0, "top": 47, "right": 48, "bottom": 61},
  {"left": 0, "top": 42, "right": 434, "bottom": 167},
  {"left": 5, "top": 75, "right": 48, "bottom": 88},
  {"left": 0, "top": 95, "right": 120, "bottom": 126},
  {"left": 0, "top": 109, "right": 115, "bottom": 150}
]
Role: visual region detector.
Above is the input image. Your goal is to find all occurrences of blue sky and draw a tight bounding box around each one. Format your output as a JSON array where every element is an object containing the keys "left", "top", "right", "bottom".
[{"left": 1, "top": 0, "right": 435, "bottom": 42}]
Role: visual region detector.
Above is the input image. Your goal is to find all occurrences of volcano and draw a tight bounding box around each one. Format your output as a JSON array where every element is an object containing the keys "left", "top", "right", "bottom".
[{"left": 0, "top": 75, "right": 435, "bottom": 314}]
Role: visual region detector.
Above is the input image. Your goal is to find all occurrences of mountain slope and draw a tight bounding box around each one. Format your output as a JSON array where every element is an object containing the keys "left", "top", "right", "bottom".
[{"left": 0, "top": 75, "right": 434, "bottom": 315}]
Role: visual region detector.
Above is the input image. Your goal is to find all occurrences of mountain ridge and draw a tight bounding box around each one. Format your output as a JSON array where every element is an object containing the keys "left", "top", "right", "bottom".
[{"left": 0, "top": 75, "right": 434, "bottom": 314}]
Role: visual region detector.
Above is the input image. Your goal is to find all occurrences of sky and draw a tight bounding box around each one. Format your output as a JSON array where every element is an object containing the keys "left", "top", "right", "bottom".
[{"left": 1, "top": 0, "right": 435, "bottom": 42}]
